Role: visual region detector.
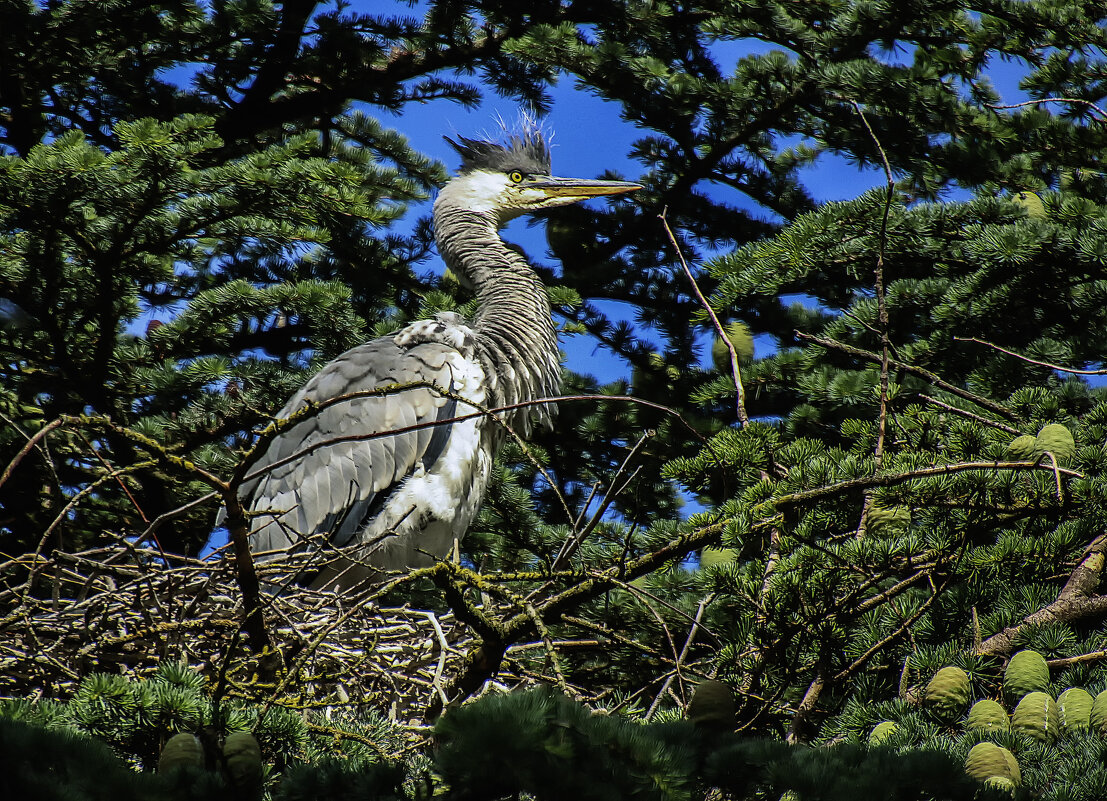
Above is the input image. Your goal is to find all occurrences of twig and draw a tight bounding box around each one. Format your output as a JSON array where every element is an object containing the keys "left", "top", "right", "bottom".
[
  {"left": 1044, "top": 450, "right": 1064, "bottom": 503},
  {"left": 848, "top": 99, "right": 896, "bottom": 469},
  {"left": 847, "top": 99, "right": 897, "bottom": 542},
  {"left": 772, "top": 458, "right": 1081, "bottom": 510},
  {"left": 0, "top": 417, "right": 64, "bottom": 491},
  {"left": 431, "top": 514, "right": 732, "bottom": 713},
  {"left": 658, "top": 207, "right": 750, "bottom": 424},
  {"left": 552, "top": 431, "right": 652, "bottom": 571},
  {"left": 757, "top": 528, "right": 781, "bottom": 621},
  {"left": 841, "top": 309, "right": 903, "bottom": 361},
  {"left": 422, "top": 610, "right": 453, "bottom": 709},
  {"left": 786, "top": 671, "right": 825, "bottom": 744},
  {"left": 849, "top": 567, "right": 938, "bottom": 617},
  {"left": 833, "top": 571, "right": 952, "bottom": 683},
  {"left": 236, "top": 388, "right": 711, "bottom": 529},
  {"left": 76, "top": 432, "right": 151, "bottom": 525},
  {"left": 22, "top": 459, "right": 158, "bottom": 606},
  {"left": 606, "top": 576, "right": 721, "bottom": 645},
  {"left": 917, "top": 394, "right": 1021, "bottom": 436},
  {"left": 137, "top": 491, "right": 219, "bottom": 549},
  {"left": 211, "top": 626, "right": 244, "bottom": 726},
  {"left": 92, "top": 417, "right": 267, "bottom": 655},
  {"left": 646, "top": 594, "right": 714, "bottom": 718},
  {"left": 1047, "top": 650, "right": 1107, "bottom": 669},
  {"left": 954, "top": 335, "right": 1107, "bottom": 375},
  {"left": 560, "top": 614, "right": 677, "bottom": 663},
  {"left": 522, "top": 599, "right": 571, "bottom": 696},
  {"left": 986, "top": 97, "right": 1107, "bottom": 122}
]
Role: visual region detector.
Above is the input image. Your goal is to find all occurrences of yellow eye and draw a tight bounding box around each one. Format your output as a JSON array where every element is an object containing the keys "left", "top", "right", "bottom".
[{"left": 508, "top": 170, "right": 525, "bottom": 183}]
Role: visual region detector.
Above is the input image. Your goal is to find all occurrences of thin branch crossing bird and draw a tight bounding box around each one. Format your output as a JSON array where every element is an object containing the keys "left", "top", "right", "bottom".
[{"left": 235, "top": 130, "right": 641, "bottom": 589}]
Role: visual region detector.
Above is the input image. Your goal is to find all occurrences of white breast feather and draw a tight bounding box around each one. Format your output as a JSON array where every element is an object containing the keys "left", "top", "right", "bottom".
[{"left": 360, "top": 350, "right": 491, "bottom": 572}]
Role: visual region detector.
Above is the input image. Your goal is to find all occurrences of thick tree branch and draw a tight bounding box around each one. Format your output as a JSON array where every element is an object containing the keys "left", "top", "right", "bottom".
[
  {"left": 977, "top": 594, "right": 1107, "bottom": 657},
  {"left": 978, "top": 534, "right": 1107, "bottom": 656}
]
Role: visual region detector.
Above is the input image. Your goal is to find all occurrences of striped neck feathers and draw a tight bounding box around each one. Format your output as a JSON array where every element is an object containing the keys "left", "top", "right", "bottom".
[{"left": 433, "top": 200, "right": 561, "bottom": 425}]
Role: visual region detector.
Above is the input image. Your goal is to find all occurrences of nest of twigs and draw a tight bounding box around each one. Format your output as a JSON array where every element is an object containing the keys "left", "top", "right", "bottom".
[{"left": 0, "top": 545, "right": 518, "bottom": 722}]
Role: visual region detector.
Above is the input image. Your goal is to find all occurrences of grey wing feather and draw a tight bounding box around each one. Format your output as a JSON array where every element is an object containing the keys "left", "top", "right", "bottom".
[{"left": 240, "top": 336, "right": 464, "bottom": 556}]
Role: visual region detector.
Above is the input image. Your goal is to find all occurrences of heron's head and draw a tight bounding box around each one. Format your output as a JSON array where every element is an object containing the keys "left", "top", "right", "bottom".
[{"left": 438, "top": 131, "right": 641, "bottom": 223}]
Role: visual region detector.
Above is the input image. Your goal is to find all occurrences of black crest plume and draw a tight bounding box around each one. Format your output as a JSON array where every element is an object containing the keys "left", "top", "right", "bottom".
[{"left": 444, "top": 130, "right": 551, "bottom": 176}]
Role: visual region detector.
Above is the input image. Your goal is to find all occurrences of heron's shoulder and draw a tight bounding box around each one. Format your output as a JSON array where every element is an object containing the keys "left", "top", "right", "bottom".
[
  {"left": 392, "top": 312, "right": 476, "bottom": 357},
  {"left": 284, "top": 314, "right": 480, "bottom": 407}
]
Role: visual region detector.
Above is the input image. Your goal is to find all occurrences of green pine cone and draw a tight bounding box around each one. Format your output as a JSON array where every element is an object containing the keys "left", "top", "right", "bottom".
[
  {"left": 1091, "top": 690, "right": 1107, "bottom": 733},
  {"left": 1012, "top": 190, "right": 1047, "bottom": 219},
  {"left": 158, "top": 732, "right": 204, "bottom": 774},
  {"left": 1011, "top": 691, "right": 1060, "bottom": 742},
  {"left": 999, "top": 747, "right": 1020, "bottom": 786},
  {"left": 1004, "top": 434, "right": 1038, "bottom": 461},
  {"left": 222, "top": 731, "right": 263, "bottom": 793},
  {"left": 983, "top": 776, "right": 1016, "bottom": 797},
  {"left": 925, "top": 666, "right": 971, "bottom": 718},
  {"left": 864, "top": 504, "right": 910, "bottom": 538},
  {"left": 868, "top": 720, "right": 899, "bottom": 745},
  {"left": 686, "top": 680, "right": 735, "bottom": 730},
  {"left": 711, "top": 321, "right": 755, "bottom": 371},
  {"left": 1034, "top": 423, "right": 1076, "bottom": 464},
  {"left": 967, "top": 699, "right": 1009, "bottom": 733},
  {"left": 1004, "top": 650, "right": 1049, "bottom": 701},
  {"left": 1058, "top": 687, "right": 1093, "bottom": 732},
  {"left": 965, "top": 741, "right": 1019, "bottom": 784},
  {"left": 699, "top": 547, "right": 739, "bottom": 569}
]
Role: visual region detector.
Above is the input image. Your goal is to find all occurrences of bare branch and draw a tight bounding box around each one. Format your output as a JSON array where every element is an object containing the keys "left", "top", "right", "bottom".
[
  {"left": 847, "top": 99, "right": 896, "bottom": 470},
  {"left": 986, "top": 97, "right": 1107, "bottom": 122},
  {"left": 917, "top": 394, "right": 1021, "bottom": 436},
  {"left": 552, "top": 431, "right": 652, "bottom": 571},
  {"left": 658, "top": 207, "right": 749, "bottom": 424},
  {"left": 647, "top": 594, "right": 714, "bottom": 718},
  {"left": 954, "top": 335, "right": 1107, "bottom": 375},
  {"left": 0, "top": 416, "right": 65, "bottom": 491}
]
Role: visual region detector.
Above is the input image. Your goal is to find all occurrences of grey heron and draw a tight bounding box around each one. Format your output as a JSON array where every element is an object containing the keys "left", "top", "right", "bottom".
[{"left": 236, "top": 130, "right": 641, "bottom": 590}]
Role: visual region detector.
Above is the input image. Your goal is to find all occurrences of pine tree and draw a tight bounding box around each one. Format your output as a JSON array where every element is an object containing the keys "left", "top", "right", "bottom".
[
  {"left": 7, "top": 2, "right": 1107, "bottom": 798},
  {"left": 498, "top": 3, "right": 1107, "bottom": 797}
]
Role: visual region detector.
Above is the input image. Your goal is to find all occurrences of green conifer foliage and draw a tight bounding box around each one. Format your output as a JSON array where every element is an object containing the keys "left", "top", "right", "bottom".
[
  {"left": 8, "top": 2, "right": 1107, "bottom": 798},
  {"left": 1, "top": 663, "right": 422, "bottom": 799},
  {"left": 0, "top": 115, "right": 391, "bottom": 552},
  {"left": 666, "top": 187, "right": 1107, "bottom": 796}
]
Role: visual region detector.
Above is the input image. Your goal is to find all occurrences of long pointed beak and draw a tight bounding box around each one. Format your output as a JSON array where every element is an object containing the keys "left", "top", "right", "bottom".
[{"left": 530, "top": 176, "right": 643, "bottom": 200}]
